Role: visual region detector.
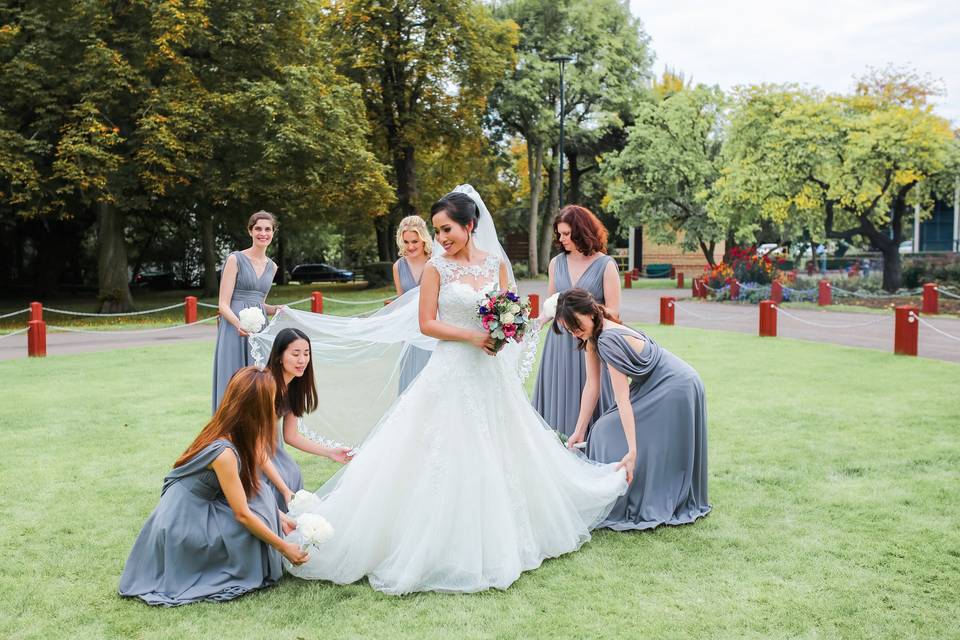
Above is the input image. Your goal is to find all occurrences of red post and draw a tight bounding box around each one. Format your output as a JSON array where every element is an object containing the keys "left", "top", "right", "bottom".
[
  {"left": 921, "top": 283, "right": 938, "bottom": 315},
  {"left": 184, "top": 296, "right": 197, "bottom": 324},
  {"left": 528, "top": 294, "right": 540, "bottom": 319},
  {"left": 311, "top": 291, "right": 323, "bottom": 314},
  {"left": 669, "top": 265, "right": 676, "bottom": 278},
  {"left": 818, "top": 280, "right": 831, "bottom": 306},
  {"left": 894, "top": 305, "right": 919, "bottom": 356},
  {"left": 624, "top": 273, "right": 633, "bottom": 289},
  {"left": 28, "top": 320, "right": 46, "bottom": 357},
  {"left": 30, "top": 301, "right": 42, "bottom": 322},
  {"left": 759, "top": 300, "right": 777, "bottom": 337},
  {"left": 729, "top": 279, "right": 740, "bottom": 300},
  {"left": 659, "top": 297, "right": 675, "bottom": 325},
  {"left": 771, "top": 281, "right": 783, "bottom": 304},
  {"left": 677, "top": 272, "right": 684, "bottom": 289}
]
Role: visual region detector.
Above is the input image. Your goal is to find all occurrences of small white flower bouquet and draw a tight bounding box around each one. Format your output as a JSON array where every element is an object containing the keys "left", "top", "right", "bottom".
[
  {"left": 541, "top": 293, "right": 560, "bottom": 321},
  {"left": 297, "top": 513, "right": 335, "bottom": 549},
  {"left": 237, "top": 306, "right": 266, "bottom": 334},
  {"left": 286, "top": 490, "right": 323, "bottom": 518}
]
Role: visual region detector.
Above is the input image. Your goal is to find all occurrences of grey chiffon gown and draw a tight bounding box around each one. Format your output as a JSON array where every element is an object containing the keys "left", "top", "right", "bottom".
[
  {"left": 588, "top": 326, "right": 711, "bottom": 531},
  {"left": 270, "top": 399, "right": 304, "bottom": 511},
  {"left": 533, "top": 253, "right": 617, "bottom": 437},
  {"left": 212, "top": 251, "right": 276, "bottom": 412},
  {"left": 119, "top": 439, "right": 283, "bottom": 606},
  {"left": 395, "top": 257, "right": 431, "bottom": 392}
]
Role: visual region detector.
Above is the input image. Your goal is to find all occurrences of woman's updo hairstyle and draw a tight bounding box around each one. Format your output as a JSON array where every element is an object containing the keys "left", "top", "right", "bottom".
[
  {"left": 430, "top": 192, "right": 480, "bottom": 233},
  {"left": 553, "top": 287, "right": 619, "bottom": 350}
]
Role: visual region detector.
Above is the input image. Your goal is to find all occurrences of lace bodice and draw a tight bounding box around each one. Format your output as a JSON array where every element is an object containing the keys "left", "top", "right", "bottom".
[{"left": 429, "top": 253, "right": 501, "bottom": 331}]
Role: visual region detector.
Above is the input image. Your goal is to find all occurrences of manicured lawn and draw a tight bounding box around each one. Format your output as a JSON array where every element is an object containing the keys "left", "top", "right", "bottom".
[{"left": 1, "top": 328, "right": 957, "bottom": 639}]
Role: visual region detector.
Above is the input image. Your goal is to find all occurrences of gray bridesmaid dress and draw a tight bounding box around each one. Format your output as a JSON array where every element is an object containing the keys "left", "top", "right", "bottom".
[
  {"left": 588, "top": 326, "right": 711, "bottom": 531},
  {"left": 533, "top": 253, "right": 617, "bottom": 436},
  {"left": 395, "top": 257, "right": 431, "bottom": 392},
  {"left": 270, "top": 399, "right": 304, "bottom": 511},
  {"left": 119, "top": 439, "right": 283, "bottom": 606},
  {"left": 212, "top": 251, "right": 276, "bottom": 412}
]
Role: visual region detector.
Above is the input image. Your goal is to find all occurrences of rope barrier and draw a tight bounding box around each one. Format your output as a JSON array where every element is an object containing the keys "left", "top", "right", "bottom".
[
  {"left": 829, "top": 285, "right": 923, "bottom": 299},
  {"left": 774, "top": 305, "right": 886, "bottom": 328},
  {"left": 197, "top": 301, "right": 219, "bottom": 308},
  {"left": 46, "top": 315, "right": 219, "bottom": 335},
  {"left": 673, "top": 302, "right": 753, "bottom": 321},
  {"left": 0, "top": 308, "right": 30, "bottom": 319},
  {"left": 938, "top": 288, "right": 960, "bottom": 300},
  {"left": 0, "top": 327, "right": 29, "bottom": 340},
  {"left": 909, "top": 312, "right": 960, "bottom": 342},
  {"left": 44, "top": 302, "right": 185, "bottom": 317},
  {"left": 321, "top": 295, "right": 396, "bottom": 305}
]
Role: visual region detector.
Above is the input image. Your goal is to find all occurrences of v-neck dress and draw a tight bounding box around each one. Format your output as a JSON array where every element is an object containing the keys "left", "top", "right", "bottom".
[{"left": 395, "top": 257, "right": 432, "bottom": 392}]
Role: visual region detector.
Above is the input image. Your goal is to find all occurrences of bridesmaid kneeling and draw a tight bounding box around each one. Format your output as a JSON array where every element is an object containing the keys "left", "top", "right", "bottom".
[
  {"left": 555, "top": 289, "right": 711, "bottom": 531},
  {"left": 266, "top": 328, "right": 352, "bottom": 511},
  {"left": 119, "top": 367, "right": 308, "bottom": 606}
]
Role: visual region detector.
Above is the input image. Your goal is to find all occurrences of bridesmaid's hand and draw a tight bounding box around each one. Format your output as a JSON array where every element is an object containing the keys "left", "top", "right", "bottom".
[
  {"left": 280, "top": 541, "right": 309, "bottom": 566},
  {"left": 235, "top": 324, "right": 251, "bottom": 337},
  {"left": 616, "top": 449, "right": 637, "bottom": 485},
  {"left": 468, "top": 331, "right": 496, "bottom": 355},
  {"left": 566, "top": 429, "right": 586, "bottom": 450},
  {"left": 325, "top": 447, "right": 353, "bottom": 465},
  {"left": 279, "top": 511, "right": 297, "bottom": 536},
  {"left": 273, "top": 305, "right": 287, "bottom": 317}
]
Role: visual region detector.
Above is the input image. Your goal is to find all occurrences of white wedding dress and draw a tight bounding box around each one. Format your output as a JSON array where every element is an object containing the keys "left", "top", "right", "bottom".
[{"left": 284, "top": 252, "right": 627, "bottom": 595}]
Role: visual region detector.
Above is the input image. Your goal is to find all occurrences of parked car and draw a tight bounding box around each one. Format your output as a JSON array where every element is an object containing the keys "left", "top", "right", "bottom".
[
  {"left": 290, "top": 263, "right": 355, "bottom": 283},
  {"left": 131, "top": 269, "right": 177, "bottom": 290}
]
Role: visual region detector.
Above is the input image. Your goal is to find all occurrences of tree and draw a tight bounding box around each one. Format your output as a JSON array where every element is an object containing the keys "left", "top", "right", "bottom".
[{"left": 604, "top": 85, "right": 727, "bottom": 266}]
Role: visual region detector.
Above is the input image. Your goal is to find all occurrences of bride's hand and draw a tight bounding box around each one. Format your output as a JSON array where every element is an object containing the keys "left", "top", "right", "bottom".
[
  {"left": 468, "top": 331, "right": 496, "bottom": 355},
  {"left": 615, "top": 449, "right": 637, "bottom": 484},
  {"left": 325, "top": 447, "right": 353, "bottom": 465},
  {"left": 280, "top": 541, "right": 309, "bottom": 566},
  {"left": 566, "top": 429, "right": 586, "bottom": 450}
]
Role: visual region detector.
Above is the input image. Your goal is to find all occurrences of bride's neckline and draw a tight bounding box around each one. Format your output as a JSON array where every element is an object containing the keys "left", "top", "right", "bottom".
[{"left": 436, "top": 251, "right": 493, "bottom": 268}]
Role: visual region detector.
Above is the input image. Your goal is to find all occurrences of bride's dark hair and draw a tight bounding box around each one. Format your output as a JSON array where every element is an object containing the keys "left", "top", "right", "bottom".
[
  {"left": 267, "top": 328, "right": 318, "bottom": 418},
  {"left": 430, "top": 192, "right": 479, "bottom": 233},
  {"left": 553, "top": 288, "right": 620, "bottom": 350}
]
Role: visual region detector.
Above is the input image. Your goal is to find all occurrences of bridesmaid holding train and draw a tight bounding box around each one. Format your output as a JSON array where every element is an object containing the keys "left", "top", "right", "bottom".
[
  {"left": 533, "top": 205, "right": 621, "bottom": 437},
  {"left": 392, "top": 215, "right": 433, "bottom": 392},
  {"left": 555, "top": 288, "right": 711, "bottom": 531}
]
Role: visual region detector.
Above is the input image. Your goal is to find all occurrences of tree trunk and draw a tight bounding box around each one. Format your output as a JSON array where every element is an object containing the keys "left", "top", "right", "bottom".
[
  {"left": 567, "top": 149, "right": 582, "bottom": 205},
  {"left": 377, "top": 142, "right": 418, "bottom": 262},
  {"left": 96, "top": 201, "right": 134, "bottom": 312},
  {"left": 539, "top": 146, "right": 561, "bottom": 273},
  {"left": 527, "top": 141, "right": 544, "bottom": 277},
  {"left": 201, "top": 211, "right": 219, "bottom": 297},
  {"left": 698, "top": 239, "right": 717, "bottom": 268}
]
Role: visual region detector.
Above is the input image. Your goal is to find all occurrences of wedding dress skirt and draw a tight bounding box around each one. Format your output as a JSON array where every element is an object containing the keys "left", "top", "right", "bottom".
[{"left": 284, "top": 255, "right": 627, "bottom": 595}]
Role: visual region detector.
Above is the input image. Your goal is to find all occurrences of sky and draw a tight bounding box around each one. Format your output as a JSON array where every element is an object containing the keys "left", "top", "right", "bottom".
[{"left": 628, "top": 0, "right": 960, "bottom": 125}]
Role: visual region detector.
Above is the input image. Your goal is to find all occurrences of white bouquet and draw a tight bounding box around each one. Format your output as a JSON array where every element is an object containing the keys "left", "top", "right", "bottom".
[
  {"left": 286, "top": 489, "right": 323, "bottom": 519},
  {"left": 541, "top": 292, "right": 560, "bottom": 321},
  {"left": 297, "top": 513, "right": 335, "bottom": 548},
  {"left": 237, "top": 306, "right": 266, "bottom": 334}
]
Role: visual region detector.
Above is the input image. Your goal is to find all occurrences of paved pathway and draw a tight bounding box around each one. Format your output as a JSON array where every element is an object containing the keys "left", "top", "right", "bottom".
[{"left": 2, "top": 282, "right": 958, "bottom": 363}]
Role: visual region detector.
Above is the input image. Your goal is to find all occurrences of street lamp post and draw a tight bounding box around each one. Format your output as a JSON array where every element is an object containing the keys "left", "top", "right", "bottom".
[{"left": 549, "top": 54, "right": 573, "bottom": 208}]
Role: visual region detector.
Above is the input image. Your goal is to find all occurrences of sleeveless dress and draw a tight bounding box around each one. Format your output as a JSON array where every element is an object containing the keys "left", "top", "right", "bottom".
[
  {"left": 589, "top": 327, "right": 711, "bottom": 530},
  {"left": 533, "top": 253, "right": 617, "bottom": 436},
  {"left": 119, "top": 439, "right": 283, "bottom": 606},
  {"left": 212, "top": 251, "right": 276, "bottom": 412},
  {"left": 395, "top": 257, "right": 432, "bottom": 392},
  {"left": 283, "top": 253, "right": 627, "bottom": 595},
  {"left": 270, "top": 398, "right": 305, "bottom": 511}
]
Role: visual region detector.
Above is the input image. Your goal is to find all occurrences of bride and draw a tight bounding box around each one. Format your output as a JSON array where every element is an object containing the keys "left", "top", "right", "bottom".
[{"left": 253, "top": 186, "right": 629, "bottom": 595}]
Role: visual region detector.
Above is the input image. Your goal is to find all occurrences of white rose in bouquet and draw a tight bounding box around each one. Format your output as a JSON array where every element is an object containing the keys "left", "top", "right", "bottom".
[
  {"left": 541, "top": 293, "right": 560, "bottom": 320},
  {"left": 237, "top": 306, "right": 266, "bottom": 334},
  {"left": 297, "top": 513, "right": 335, "bottom": 548},
  {"left": 508, "top": 303, "right": 521, "bottom": 314},
  {"left": 500, "top": 312, "right": 516, "bottom": 325},
  {"left": 287, "top": 489, "right": 323, "bottom": 518}
]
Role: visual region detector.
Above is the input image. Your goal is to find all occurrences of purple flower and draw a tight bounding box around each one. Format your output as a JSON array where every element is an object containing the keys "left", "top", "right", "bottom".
[
  {"left": 478, "top": 306, "right": 489, "bottom": 314},
  {"left": 506, "top": 292, "right": 519, "bottom": 302}
]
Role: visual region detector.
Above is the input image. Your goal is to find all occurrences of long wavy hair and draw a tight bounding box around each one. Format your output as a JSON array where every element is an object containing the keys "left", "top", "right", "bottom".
[
  {"left": 267, "top": 328, "right": 318, "bottom": 418},
  {"left": 554, "top": 205, "right": 608, "bottom": 255},
  {"left": 175, "top": 367, "right": 277, "bottom": 496},
  {"left": 553, "top": 288, "right": 620, "bottom": 350}
]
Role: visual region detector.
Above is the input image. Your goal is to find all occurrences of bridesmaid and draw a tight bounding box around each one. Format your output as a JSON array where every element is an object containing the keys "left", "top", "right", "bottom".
[
  {"left": 212, "top": 210, "right": 283, "bottom": 412},
  {"left": 555, "top": 288, "right": 711, "bottom": 531},
  {"left": 533, "top": 205, "right": 621, "bottom": 437},
  {"left": 392, "top": 215, "right": 433, "bottom": 392},
  {"left": 119, "top": 367, "right": 309, "bottom": 606},
  {"left": 266, "top": 327, "right": 353, "bottom": 510}
]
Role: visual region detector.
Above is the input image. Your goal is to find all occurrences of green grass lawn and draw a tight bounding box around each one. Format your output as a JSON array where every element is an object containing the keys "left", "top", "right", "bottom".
[{"left": 1, "top": 328, "right": 958, "bottom": 639}]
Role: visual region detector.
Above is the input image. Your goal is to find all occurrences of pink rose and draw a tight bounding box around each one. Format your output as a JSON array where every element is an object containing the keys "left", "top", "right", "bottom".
[{"left": 503, "top": 323, "right": 517, "bottom": 338}]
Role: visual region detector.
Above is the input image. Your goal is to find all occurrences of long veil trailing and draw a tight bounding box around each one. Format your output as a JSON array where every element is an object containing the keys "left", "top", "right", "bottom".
[{"left": 250, "top": 184, "right": 537, "bottom": 449}]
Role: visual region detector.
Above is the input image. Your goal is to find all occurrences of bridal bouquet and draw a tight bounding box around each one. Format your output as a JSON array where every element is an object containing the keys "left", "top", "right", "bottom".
[
  {"left": 297, "top": 513, "right": 335, "bottom": 549},
  {"left": 238, "top": 306, "right": 266, "bottom": 334},
  {"left": 478, "top": 290, "right": 532, "bottom": 353},
  {"left": 286, "top": 490, "right": 323, "bottom": 519}
]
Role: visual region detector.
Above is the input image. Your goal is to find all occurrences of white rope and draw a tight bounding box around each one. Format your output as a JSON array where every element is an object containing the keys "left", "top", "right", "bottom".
[
  {"left": 938, "top": 288, "right": 960, "bottom": 300},
  {"left": 0, "top": 327, "right": 29, "bottom": 340},
  {"left": 0, "top": 307, "right": 29, "bottom": 319},
  {"left": 673, "top": 302, "right": 753, "bottom": 321},
  {"left": 321, "top": 295, "right": 396, "bottom": 305},
  {"left": 197, "top": 301, "right": 219, "bottom": 308},
  {"left": 44, "top": 302, "right": 185, "bottom": 317},
  {"left": 46, "top": 315, "right": 219, "bottom": 335},
  {"left": 829, "top": 285, "right": 923, "bottom": 299},
  {"left": 774, "top": 305, "right": 886, "bottom": 328},
  {"left": 909, "top": 312, "right": 960, "bottom": 342}
]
